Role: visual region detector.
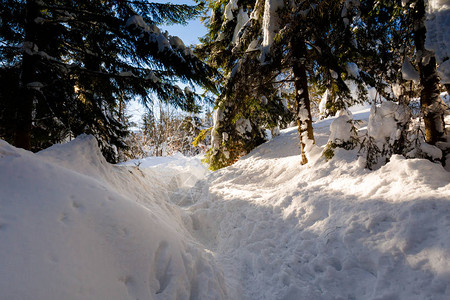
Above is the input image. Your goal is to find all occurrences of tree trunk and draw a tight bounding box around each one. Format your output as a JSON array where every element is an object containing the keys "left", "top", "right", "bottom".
[
  {"left": 292, "top": 40, "right": 315, "bottom": 165},
  {"left": 413, "top": 0, "right": 445, "bottom": 144},
  {"left": 15, "top": 0, "right": 40, "bottom": 150}
]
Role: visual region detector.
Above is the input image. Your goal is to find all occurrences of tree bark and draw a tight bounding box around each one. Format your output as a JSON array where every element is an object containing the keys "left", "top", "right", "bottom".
[
  {"left": 413, "top": 0, "right": 445, "bottom": 144},
  {"left": 15, "top": 0, "right": 40, "bottom": 150},
  {"left": 292, "top": 40, "right": 315, "bottom": 164}
]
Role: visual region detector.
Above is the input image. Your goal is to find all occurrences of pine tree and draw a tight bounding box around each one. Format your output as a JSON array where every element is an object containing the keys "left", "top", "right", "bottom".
[
  {"left": 196, "top": 0, "right": 293, "bottom": 170},
  {"left": 0, "top": 0, "right": 215, "bottom": 162},
  {"left": 207, "top": 0, "right": 367, "bottom": 166}
]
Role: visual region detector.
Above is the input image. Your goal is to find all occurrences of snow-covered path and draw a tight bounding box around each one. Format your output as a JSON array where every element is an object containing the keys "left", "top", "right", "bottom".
[
  {"left": 136, "top": 109, "right": 450, "bottom": 299},
  {"left": 1, "top": 109, "right": 450, "bottom": 299}
]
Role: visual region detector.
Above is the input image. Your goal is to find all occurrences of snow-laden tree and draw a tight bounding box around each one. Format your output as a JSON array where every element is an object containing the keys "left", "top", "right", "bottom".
[
  {"left": 408, "top": 0, "right": 447, "bottom": 145},
  {"left": 203, "top": 0, "right": 369, "bottom": 166},
  {"left": 196, "top": 0, "right": 293, "bottom": 170},
  {"left": 356, "top": 0, "right": 449, "bottom": 167},
  {"left": 0, "top": 0, "right": 215, "bottom": 162}
]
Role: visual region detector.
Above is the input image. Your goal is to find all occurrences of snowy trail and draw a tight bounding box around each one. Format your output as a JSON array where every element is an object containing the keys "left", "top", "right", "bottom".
[
  {"left": 177, "top": 109, "right": 450, "bottom": 299},
  {"left": 1, "top": 108, "right": 449, "bottom": 299}
]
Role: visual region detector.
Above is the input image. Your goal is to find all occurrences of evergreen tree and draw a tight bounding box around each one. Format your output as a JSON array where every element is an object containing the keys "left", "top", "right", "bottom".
[
  {"left": 0, "top": 0, "right": 215, "bottom": 162},
  {"left": 202, "top": 0, "right": 367, "bottom": 167},
  {"left": 356, "top": 0, "right": 449, "bottom": 167},
  {"left": 196, "top": 0, "right": 293, "bottom": 170},
  {"left": 409, "top": 0, "right": 446, "bottom": 145}
]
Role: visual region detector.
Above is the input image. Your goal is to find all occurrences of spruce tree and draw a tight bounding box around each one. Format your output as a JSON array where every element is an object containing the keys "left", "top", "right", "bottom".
[
  {"left": 196, "top": 0, "right": 293, "bottom": 170},
  {"left": 409, "top": 0, "right": 446, "bottom": 145},
  {"left": 203, "top": 0, "right": 366, "bottom": 167},
  {"left": 0, "top": 0, "right": 215, "bottom": 162}
]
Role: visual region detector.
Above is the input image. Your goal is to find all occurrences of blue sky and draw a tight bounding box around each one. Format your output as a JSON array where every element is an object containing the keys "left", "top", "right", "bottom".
[
  {"left": 127, "top": 1, "right": 209, "bottom": 125},
  {"left": 157, "top": 0, "right": 207, "bottom": 46}
]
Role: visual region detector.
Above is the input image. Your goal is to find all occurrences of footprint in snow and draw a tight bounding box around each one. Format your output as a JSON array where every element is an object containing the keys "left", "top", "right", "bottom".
[{"left": 153, "top": 241, "right": 172, "bottom": 295}]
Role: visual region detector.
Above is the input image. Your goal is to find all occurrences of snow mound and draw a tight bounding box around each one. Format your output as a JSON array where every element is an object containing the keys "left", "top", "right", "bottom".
[{"left": 0, "top": 136, "right": 226, "bottom": 300}]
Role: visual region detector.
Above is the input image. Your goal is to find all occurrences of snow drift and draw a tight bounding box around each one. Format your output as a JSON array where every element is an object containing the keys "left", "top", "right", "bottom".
[{"left": 0, "top": 135, "right": 226, "bottom": 300}]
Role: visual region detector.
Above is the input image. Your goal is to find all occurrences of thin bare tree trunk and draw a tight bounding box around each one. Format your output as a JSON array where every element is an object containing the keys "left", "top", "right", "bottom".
[
  {"left": 292, "top": 40, "right": 315, "bottom": 164},
  {"left": 15, "top": 0, "right": 40, "bottom": 150}
]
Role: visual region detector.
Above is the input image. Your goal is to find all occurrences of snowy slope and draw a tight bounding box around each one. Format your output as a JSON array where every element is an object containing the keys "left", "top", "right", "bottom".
[
  {"left": 1, "top": 108, "right": 450, "bottom": 299},
  {"left": 0, "top": 135, "right": 226, "bottom": 300},
  {"left": 184, "top": 109, "right": 450, "bottom": 299}
]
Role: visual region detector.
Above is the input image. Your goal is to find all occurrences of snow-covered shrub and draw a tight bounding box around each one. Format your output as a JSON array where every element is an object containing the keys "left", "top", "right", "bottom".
[
  {"left": 203, "top": 100, "right": 268, "bottom": 171},
  {"left": 362, "top": 101, "right": 411, "bottom": 169},
  {"left": 323, "top": 110, "right": 359, "bottom": 161},
  {"left": 404, "top": 117, "right": 448, "bottom": 164}
]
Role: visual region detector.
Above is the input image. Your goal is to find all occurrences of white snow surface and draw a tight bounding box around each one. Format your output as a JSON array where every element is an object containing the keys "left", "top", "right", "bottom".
[
  {"left": 345, "top": 62, "right": 360, "bottom": 78},
  {"left": 368, "top": 101, "right": 410, "bottom": 145},
  {"left": 1, "top": 107, "right": 450, "bottom": 299}
]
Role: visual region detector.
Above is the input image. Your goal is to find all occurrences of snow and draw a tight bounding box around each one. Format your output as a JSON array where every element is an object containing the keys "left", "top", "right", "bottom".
[
  {"left": 425, "top": 0, "right": 450, "bottom": 83},
  {"left": 232, "top": 8, "right": 250, "bottom": 45},
  {"left": 328, "top": 113, "right": 355, "bottom": 144},
  {"left": 0, "top": 135, "right": 226, "bottom": 299},
  {"left": 319, "top": 89, "right": 329, "bottom": 117},
  {"left": 261, "top": 0, "right": 284, "bottom": 62},
  {"left": 169, "top": 35, "right": 185, "bottom": 50},
  {"left": 402, "top": 58, "right": 420, "bottom": 81},
  {"left": 1, "top": 106, "right": 450, "bottom": 299},
  {"left": 224, "top": 0, "right": 238, "bottom": 21},
  {"left": 235, "top": 118, "right": 252, "bottom": 135},
  {"left": 346, "top": 62, "right": 360, "bottom": 78},
  {"left": 126, "top": 15, "right": 181, "bottom": 54},
  {"left": 126, "top": 15, "right": 148, "bottom": 30},
  {"left": 420, "top": 141, "right": 443, "bottom": 160},
  {"left": 26, "top": 81, "right": 44, "bottom": 89},
  {"left": 146, "top": 71, "right": 160, "bottom": 83},
  {"left": 367, "top": 101, "right": 410, "bottom": 145}
]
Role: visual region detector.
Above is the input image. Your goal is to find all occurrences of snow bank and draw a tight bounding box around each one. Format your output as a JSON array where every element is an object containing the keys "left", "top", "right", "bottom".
[{"left": 0, "top": 136, "right": 226, "bottom": 300}]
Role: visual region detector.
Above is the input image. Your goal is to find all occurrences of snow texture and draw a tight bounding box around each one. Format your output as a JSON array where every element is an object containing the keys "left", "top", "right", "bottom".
[
  {"left": 368, "top": 101, "right": 410, "bottom": 144},
  {"left": 402, "top": 58, "right": 420, "bottom": 81},
  {"left": 232, "top": 8, "right": 250, "bottom": 45},
  {"left": 236, "top": 118, "right": 252, "bottom": 136},
  {"left": 0, "top": 135, "right": 226, "bottom": 300},
  {"left": 328, "top": 113, "right": 355, "bottom": 144},
  {"left": 224, "top": 0, "right": 238, "bottom": 21},
  {"left": 346, "top": 62, "right": 360, "bottom": 78},
  {"left": 261, "top": 0, "right": 284, "bottom": 62},
  {"left": 319, "top": 89, "right": 329, "bottom": 117},
  {"left": 126, "top": 15, "right": 183, "bottom": 54},
  {"left": 426, "top": 0, "right": 450, "bottom": 83},
  {"left": 169, "top": 36, "right": 185, "bottom": 50},
  {"left": 1, "top": 105, "right": 450, "bottom": 300}
]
